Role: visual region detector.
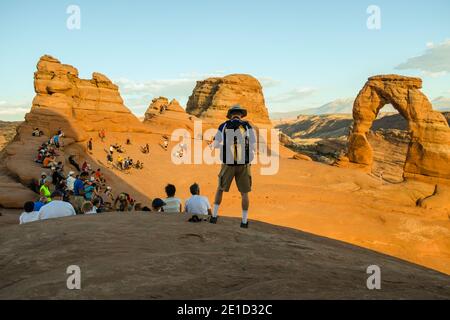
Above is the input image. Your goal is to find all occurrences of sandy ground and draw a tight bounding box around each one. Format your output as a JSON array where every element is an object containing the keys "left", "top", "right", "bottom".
[{"left": 0, "top": 213, "right": 449, "bottom": 299}]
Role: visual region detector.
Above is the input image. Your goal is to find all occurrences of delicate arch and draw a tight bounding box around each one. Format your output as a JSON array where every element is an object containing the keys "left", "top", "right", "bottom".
[{"left": 347, "top": 75, "right": 450, "bottom": 180}]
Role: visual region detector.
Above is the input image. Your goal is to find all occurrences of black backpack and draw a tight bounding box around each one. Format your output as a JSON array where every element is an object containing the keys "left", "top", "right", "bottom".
[{"left": 221, "top": 119, "right": 253, "bottom": 165}]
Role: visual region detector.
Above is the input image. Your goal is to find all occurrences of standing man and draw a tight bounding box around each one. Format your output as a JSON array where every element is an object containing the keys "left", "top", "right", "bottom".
[{"left": 210, "top": 105, "right": 256, "bottom": 228}]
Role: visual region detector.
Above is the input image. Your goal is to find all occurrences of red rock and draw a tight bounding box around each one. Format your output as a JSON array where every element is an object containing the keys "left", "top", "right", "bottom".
[
  {"left": 347, "top": 75, "right": 450, "bottom": 181},
  {"left": 186, "top": 74, "right": 272, "bottom": 129}
]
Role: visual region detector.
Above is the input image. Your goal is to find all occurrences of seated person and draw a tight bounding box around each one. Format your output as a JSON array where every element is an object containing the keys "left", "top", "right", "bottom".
[
  {"left": 114, "top": 192, "right": 130, "bottom": 212},
  {"left": 38, "top": 191, "right": 76, "bottom": 221},
  {"left": 19, "top": 201, "right": 40, "bottom": 224},
  {"left": 163, "top": 184, "right": 182, "bottom": 213},
  {"left": 42, "top": 155, "right": 56, "bottom": 168},
  {"left": 34, "top": 196, "right": 48, "bottom": 212},
  {"left": 152, "top": 198, "right": 166, "bottom": 212},
  {"left": 184, "top": 183, "right": 212, "bottom": 216},
  {"left": 81, "top": 201, "right": 97, "bottom": 215},
  {"left": 39, "top": 178, "right": 52, "bottom": 202}
]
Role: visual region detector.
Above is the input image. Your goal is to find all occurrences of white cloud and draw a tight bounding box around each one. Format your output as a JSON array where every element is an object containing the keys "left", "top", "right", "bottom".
[
  {"left": 115, "top": 73, "right": 281, "bottom": 110},
  {"left": 267, "top": 87, "right": 316, "bottom": 104},
  {"left": 396, "top": 39, "right": 450, "bottom": 76},
  {"left": 259, "top": 77, "right": 281, "bottom": 88},
  {"left": 0, "top": 100, "right": 30, "bottom": 118}
]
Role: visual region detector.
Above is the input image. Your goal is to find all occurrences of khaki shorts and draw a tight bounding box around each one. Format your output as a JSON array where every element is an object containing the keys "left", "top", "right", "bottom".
[{"left": 218, "top": 164, "right": 252, "bottom": 193}]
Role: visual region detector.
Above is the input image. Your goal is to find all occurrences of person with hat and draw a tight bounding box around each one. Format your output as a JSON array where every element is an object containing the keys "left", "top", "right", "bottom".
[
  {"left": 39, "top": 172, "right": 47, "bottom": 187},
  {"left": 210, "top": 105, "right": 256, "bottom": 228},
  {"left": 114, "top": 192, "right": 130, "bottom": 212},
  {"left": 66, "top": 171, "right": 76, "bottom": 192},
  {"left": 38, "top": 190, "right": 76, "bottom": 221}
]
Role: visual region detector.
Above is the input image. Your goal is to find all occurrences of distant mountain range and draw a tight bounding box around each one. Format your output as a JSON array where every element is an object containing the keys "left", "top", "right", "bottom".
[{"left": 270, "top": 97, "right": 450, "bottom": 119}]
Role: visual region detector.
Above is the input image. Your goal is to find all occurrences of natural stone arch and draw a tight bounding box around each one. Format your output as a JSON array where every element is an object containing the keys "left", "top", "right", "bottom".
[{"left": 347, "top": 75, "right": 450, "bottom": 180}]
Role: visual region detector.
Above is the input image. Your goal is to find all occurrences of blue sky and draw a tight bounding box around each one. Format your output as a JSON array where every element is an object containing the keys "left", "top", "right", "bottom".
[{"left": 1, "top": 0, "right": 449, "bottom": 120}]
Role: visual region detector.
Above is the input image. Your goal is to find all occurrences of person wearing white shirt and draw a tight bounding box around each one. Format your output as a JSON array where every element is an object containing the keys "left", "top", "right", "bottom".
[
  {"left": 184, "top": 183, "right": 212, "bottom": 216},
  {"left": 19, "top": 201, "right": 40, "bottom": 224},
  {"left": 163, "top": 184, "right": 182, "bottom": 213},
  {"left": 66, "top": 171, "right": 76, "bottom": 192},
  {"left": 39, "top": 191, "right": 76, "bottom": 221}
]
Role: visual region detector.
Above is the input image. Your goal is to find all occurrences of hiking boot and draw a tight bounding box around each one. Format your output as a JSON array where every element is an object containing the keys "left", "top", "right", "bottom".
[
  {"left": 209, "top": 216, "right": 218, "bottom": 224},
  {"left": 240, "top": 222, "right": 249, "bottom": 229}
]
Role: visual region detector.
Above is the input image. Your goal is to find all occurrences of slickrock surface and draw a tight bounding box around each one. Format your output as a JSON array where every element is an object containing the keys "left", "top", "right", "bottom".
[{"left": 0, "top": 214, "right": 449, "bottom": 299}]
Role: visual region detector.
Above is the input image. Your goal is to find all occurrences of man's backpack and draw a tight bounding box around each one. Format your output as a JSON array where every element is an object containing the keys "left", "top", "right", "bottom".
[{"left": 221, "top": 119, "right": 254, "bottom": 165}]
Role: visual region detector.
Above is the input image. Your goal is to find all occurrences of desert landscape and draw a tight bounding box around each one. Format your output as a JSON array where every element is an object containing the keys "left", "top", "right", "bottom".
[{"left": 0, "top": 54, "right": 449, "bottom": 299}]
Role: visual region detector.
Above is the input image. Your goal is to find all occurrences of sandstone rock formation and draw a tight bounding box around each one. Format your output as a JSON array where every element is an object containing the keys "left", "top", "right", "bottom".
[
  {"left": 0, "top": 55, "right": 151, "bottom": 208},
  {"left": 347, "top": 75, "right": 450, "bottom": 181},
  {"left": 23, "top": 55, "right": 149, "bottom": 141},
  {"left": 143, "top": 97, "right": 196, "bottom": 134},
  {"left": 186, "top": 74, "right": 272, "bottom": 128}
]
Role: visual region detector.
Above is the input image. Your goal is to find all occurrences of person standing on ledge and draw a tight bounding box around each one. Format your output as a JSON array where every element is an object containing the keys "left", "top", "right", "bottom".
[{"left": 210, "top": 105, "right": 256, "bottom": 228}]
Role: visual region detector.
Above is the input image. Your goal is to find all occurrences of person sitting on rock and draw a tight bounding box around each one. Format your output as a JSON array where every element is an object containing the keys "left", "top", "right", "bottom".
[
  {"left": 34, "top": 196, "right": 48, "bottom": 212},
  {"left": 68, "top": 155, "right": 81, "bottom": 172},
  {"left": 152, "top": 198, "right": 166, "bottom": 212},
  {"left": 81, "top": 161, "right": 91, "bottom": 173},
  {"left": 135, "top": 160, "right": 144, "bottom": 169},
  {"left": 43, "top": 155, "right": 57, "bottom": 169},
  {"left": 51, "top": 166, "right": 65, "bottom": 186},
  {"left": 94, "top": 168, "right": 104, "bottom": 182},
  {"left": 19, "top": 201, "right": 40, "bottom": 224},
  {"left": 84, "top": 180, "right": 96, "bottom": 201},
  {"left": 163, "top": 184, "right": 182, "bottom": 213},
  {"left": 92, "top": 197, "right": 102, "bottom": 213},
  {"left": 72, "top": 171, "right": 88, "bottom": 214},
  {"left": 106, "top": 151, "right": 113, "bottom": 164},
  {"left": 38, "top": 191, "right": 76, "bottom": 221},
  {"left": 52, "top": 134, "right": 61, "bottom": 148},
  {"left": 32, "top": 128, "right": 43, "bottom": 137},
  {"left": 117, "top": 155, "right": 124, "bottom": 170},
  {"left": 126, "top": 138, "right": 131, "bottom": 145},
  {"left": 40, "top": 177, "right": 52, "bottom": 202},
  {"left": 114, "top": 192, "right": 130, "bottom": 212},
  {"left": 81, "top": 201, "right": 97, "bottom": 215},
  {"left": 184, "top": 183, "right": 211, "bottom": 216},
  {"left": 39, "top": 172, "right": 47, "bottom": 187},
  {"left": 66, "top": 171, "right": 76, "bottom": 193},
  {"left": 103, "top": 186, "right": 115, "bottom": 203},
  {"left": 87, "top": 138, "right": 93, "bottom": 154}
]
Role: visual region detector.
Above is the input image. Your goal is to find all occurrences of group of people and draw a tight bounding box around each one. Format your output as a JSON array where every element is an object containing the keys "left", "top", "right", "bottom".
[
  {"left": 116, "top": 155, "right": 144, "bottom": 171},
  {"left": 21, "top": 164, "right": 120, "bottom": 224},
  {"left": 22, "top": 105, "right": 254, "bottom": 229}
]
